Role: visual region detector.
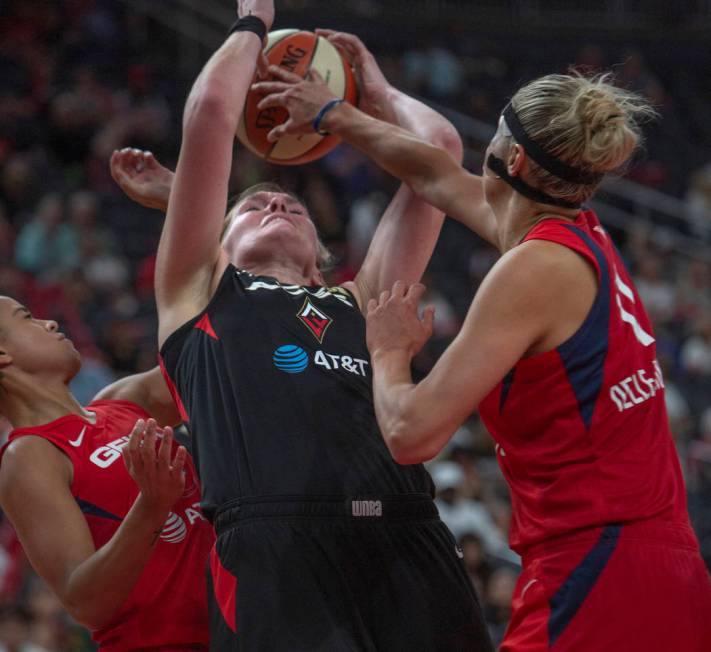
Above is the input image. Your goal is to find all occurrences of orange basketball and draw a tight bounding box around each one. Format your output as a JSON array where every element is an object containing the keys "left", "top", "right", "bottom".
[{"left": 237, "top": 29, "right": 358, "bottom": 166}]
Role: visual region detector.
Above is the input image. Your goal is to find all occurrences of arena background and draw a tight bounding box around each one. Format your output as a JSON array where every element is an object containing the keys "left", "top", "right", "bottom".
[{"left": 0, "top": 1, "right": 710, "bottom": 649}]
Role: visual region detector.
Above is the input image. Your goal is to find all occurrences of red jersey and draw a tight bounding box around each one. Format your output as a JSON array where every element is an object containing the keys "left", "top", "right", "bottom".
[
  {"left": 3, "top": 400, "right": 214, "bottom": 650},
  {"left": 479, "top": 210, "right": 690, "bottom": 555}
]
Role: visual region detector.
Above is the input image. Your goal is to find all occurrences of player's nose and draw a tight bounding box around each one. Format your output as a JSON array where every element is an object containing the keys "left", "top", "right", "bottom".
[{"left": 268, "top": 196, "right": 287, "bottom": 213}]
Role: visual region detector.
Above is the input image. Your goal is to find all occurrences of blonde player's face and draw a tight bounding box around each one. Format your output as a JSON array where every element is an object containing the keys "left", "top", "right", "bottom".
[
  {"left": 0, "top": 296, "right": 81, "bottom": 381},
  {"left": 222, "top": 192, "right": 320, "bottom": 269}
]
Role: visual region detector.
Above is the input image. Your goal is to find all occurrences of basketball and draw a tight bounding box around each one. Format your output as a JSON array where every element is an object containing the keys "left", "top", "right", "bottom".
[{"left": 237, "top": 29, "right": 358, "bottom": 166}]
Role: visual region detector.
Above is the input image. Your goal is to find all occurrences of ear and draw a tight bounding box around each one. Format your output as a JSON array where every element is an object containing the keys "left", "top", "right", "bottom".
[{"left": 507, "top": 143, "right": 526, "bottom": 177}]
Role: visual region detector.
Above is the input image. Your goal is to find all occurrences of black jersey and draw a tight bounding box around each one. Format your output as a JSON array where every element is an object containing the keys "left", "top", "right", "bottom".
[{"left": 160, "top": 264, "right": 434, "bottom": 519}]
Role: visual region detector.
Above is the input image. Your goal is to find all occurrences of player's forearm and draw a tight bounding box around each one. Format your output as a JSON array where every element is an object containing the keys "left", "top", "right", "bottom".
[
  {"left": 324, "top": 103, "right": 498, "bottom": 246},
  {"left": 62, "top": 495, "right": 170, "bottom": 630},
  {"left": 183, "top": 32, "right": 262, "bottom": 135},
  {"left": 371, "top": 350, "right": 444, "bottom": 465},
  {"left": 353, "top": 90, "right": 461, "bottom": 294},
  {"left": 323, "top": 103, "right": 457, "bottom": 207},
  {"left": 383, "top": 87, "right": 463, "bottom": 161}
]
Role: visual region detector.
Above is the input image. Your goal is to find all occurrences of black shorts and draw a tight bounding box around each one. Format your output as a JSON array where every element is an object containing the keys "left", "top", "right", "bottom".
[{"left": 207, "top": 494, "right": 493, "bottom": 651}]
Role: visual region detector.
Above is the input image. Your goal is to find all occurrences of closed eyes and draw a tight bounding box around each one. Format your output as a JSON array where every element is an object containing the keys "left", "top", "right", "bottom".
[{"left": 240, "top": 202, "right": 303, "bottom": 215}]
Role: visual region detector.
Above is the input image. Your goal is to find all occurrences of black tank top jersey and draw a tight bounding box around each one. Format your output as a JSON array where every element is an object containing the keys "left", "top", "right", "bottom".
[{"left": 160, "top": 264, "right": 434, "bottom": 520}]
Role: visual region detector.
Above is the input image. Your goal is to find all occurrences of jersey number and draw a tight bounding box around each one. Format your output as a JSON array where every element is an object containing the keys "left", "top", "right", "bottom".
[{"left": 614, "top": 272, "right": 655, "bottom": 347}]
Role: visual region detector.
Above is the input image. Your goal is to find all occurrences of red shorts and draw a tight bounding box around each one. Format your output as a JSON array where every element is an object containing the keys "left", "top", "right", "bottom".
[{"left": 501, "top": 518, "right": 711, "bottom": 651}]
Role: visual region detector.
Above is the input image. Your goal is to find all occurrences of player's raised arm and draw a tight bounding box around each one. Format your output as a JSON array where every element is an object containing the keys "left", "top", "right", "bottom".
[
  {"left": 311, "top": 31, "right": 493, "bottom": 309},
  {"left": 155, "top": 0, "right": 274, "bottom": 346},
  {"left": 253, "top": 63, "right": 498, "bottom": 249},
  {"left": 0, "top": 420, "right": 186, "bottom": 630}
]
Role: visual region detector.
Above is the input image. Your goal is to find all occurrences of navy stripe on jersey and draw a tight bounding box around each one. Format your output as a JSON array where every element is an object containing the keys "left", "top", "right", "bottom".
[
  {"left": 556, "top": 225, "right": 611, "bottom": 431},
  {"left": 548, "top": 524, "right": 621, "bottom": 645},
  {"left": 499, "top": 368, "right": 516, "bottom": 414},
  {"left": 76, "top": 497, "right": 121, "bottom": 521}
]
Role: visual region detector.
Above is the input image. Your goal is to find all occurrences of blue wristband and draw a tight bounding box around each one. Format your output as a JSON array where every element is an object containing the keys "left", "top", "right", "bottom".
[{"left": 313, "top": 99, "right": 344, "bottom": 136}]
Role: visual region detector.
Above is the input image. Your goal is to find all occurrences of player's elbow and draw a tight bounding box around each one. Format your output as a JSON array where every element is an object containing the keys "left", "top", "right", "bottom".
[
  {"left": 64, "top": 601, "right": 114, "bottom": 632},
  {"left": 60, "top": 580, "right": 119, "bottom": 631},
  {"left": 408, "top": 145, "right": 457, "bottom": 204},
  {"left": 430, "top": 124, "right": 463, "bottom": 164},
  {"left": 183, "top": 83, "right": 236, "bottom": 134},
  {"left": 384, "top": 426, "right": 440, "bottom": 466}
]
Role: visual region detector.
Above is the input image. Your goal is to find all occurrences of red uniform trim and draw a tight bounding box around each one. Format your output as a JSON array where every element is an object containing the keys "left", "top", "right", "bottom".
[
  {"left": 158, "top": 355, "right": 190, "bottom": 423},
  {"left": 210, "top": 546, "right": 238, "bottom": 634},
  {"left": 195, "top": 313, "right": 218, "bottom": 340}
]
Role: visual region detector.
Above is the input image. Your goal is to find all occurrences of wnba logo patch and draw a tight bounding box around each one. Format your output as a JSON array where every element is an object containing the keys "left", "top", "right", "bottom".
[
  {"left": 273, "top": 345, "right": 309, "bottom": 373},
  {"left": 351, "top": 500, "right": 383, "bottom": 518},
  {"left": 161, "top": 512, "right": 187, "bottom": 544},
  {"left": 297, "top": 298, "right": 332, "bottom": 343}
]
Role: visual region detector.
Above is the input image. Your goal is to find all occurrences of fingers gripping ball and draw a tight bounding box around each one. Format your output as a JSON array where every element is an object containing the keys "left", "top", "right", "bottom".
[{"left": 237, "top": 29, "right": 357, "bottom": 165}]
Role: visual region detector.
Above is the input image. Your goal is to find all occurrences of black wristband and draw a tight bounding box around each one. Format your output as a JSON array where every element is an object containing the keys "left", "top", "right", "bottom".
[{"left": 227, "top": 15, "right": 267, "bottom": 42}]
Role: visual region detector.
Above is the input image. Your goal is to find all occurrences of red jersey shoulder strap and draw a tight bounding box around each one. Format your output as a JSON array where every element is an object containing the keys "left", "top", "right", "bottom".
[
  {"left": 2, "top": 414, "right": 87, "bottom": 464},
  {"left": 1, "top": 401, "right": 150, "bottom": 463},
  {"left": 522, "top": 213, "right": 602, "bottom": 280}
]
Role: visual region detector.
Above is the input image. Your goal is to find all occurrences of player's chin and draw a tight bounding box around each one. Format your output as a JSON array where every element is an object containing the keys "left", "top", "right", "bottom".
[
  {"left": 64, "top": 351, "right": 83, "bottom": 382},
  {"left": 241, "top": 229, "right": 314, "bottom": 264}
]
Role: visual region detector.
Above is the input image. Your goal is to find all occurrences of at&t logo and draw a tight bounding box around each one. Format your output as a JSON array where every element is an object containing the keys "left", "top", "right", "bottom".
[
  {"left": 161, "top": 512, "right": 187, "bottom": 543},
  {"left": 160, "top": 502, "right": 208, "bottom": 544},
  {"left": 272, "top": 345, "right": 309, "bottom": 373},
  {"left": 272, "top": 344, "right": 370, "bottom": 377}
]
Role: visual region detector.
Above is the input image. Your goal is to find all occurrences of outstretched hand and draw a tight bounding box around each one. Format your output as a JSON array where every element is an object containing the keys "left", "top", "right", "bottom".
[
  {"left": 314, "top": 29, "right": 393, "bottom": 121},
  {"left": 110, "top": 148, "right": 174, "bottom": 212},
  {"left": 366, "top": 282, "right": 435, "bottom": 359},
  {"left": 252, "top": 66, "right": 339, "bottom": 142},
  {"left": 122, "top": 419, "right": 187, "bottom": 513}
]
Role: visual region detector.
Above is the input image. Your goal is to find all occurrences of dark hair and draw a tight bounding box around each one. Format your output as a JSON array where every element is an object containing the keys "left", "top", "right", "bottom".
[{"left": 221, "top": 182, "right": 335, "bottom": 271}]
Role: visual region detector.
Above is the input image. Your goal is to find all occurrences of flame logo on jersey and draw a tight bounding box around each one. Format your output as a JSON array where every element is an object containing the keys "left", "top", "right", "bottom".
[
  {"left": 161, "top": 512, "right": 187, "bottom": 544},
  {"left": 297, "top": 298, "right": 333, "bottom": 343}
]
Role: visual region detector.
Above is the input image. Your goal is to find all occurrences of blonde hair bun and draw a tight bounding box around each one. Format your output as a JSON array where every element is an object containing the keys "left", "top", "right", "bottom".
[{"left": 510, "top": 72, "right": 657, "bottom": 204}]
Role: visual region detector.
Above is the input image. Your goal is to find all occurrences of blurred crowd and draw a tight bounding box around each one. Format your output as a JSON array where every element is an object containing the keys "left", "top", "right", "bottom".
[{"left": 0, "top": 1, "right": 709, "bottom": 650}]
